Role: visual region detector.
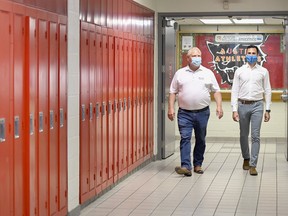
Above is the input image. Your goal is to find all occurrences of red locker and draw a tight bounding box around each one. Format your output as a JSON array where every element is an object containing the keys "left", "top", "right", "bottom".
[
  {"left": 25, "top": 14, "right": 38, "bottom": 216},
  {"left": 112, "top": 0, "right": 118, "bottom": 29},
  {"left": 101, "top": 27, "right": 108, "bottom": 189},
  {"left": 80, "top": 22, "right": 91, "bottom": 203},
  {"left": 117, "top": 34, "right": 125, "bottom": 178},
  {"left": 101, "top": 0, "right": 107, "bottom": 26},
  {"left": 37, "top": 15, "right": 49, "bottom": 216},
  {"left": 13, "top": 9, "right": 26, "bottom": 215},
  {"left": 107, "top": 0, "right": 113, "bottom": 28},
  {"left": 93, "top": 0, "right": 101, "bottom": 25},
  {"left": 113, "top": 33, "right": 120, "bottom": 182},
  {"left": 131, "top": 39, "right": 138, "bottom": 165},
  {"left": 136, "top": 41, "right": 142, "bottom": 161},
  {"left": 95, "top": 26, "right": 102, "bottom": 193},
  {"left": 48, "top": 18, "right": 59, "bottom": 215},
  {"left": 122, "top": 35, "right": 129, "bottom": 174},
  {"left": 127, "top": 37, "right": 133, "bottom": 167},
  {"left": 88, "top": 24, "right": 96, "bottom": 193},
  {"left": 58, "top": 19, "right": 68, "bottom": 214},
  {"left": 107, "top": 29, "right": 114, "bottom": 186},
  {"left": 0, "top": 5, "right": 13, "bottom": 216}
]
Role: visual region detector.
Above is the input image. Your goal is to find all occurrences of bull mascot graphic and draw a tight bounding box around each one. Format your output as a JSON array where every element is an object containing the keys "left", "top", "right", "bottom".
[{"left": 206, "top": 37, "right": 268, "bottom": 86}]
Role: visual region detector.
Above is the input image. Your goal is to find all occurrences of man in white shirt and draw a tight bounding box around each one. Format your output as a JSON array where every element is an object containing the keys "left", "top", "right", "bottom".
[
  {"left": 231, "top": 45, "right": 272, "bottom": 176},
  {"left": 168, "top": 47, "right": 223, "bottom": 177}
]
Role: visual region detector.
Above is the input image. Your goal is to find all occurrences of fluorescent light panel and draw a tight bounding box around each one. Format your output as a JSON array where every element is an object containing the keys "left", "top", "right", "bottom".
[
  {"left": 232, "top": 19, "right": 264, "bottom": 24},
  {"left": 200, "top": 19, "right": 232, "bottom": 24}
]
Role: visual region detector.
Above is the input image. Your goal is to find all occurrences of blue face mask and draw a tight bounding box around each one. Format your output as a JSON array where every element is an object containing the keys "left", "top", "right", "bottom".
[
  {"left": 191, "top": 57, "right": 202, "bottom": 67},
  {"left": 246, "top": 55, "right": 258, "bottom": 64}
]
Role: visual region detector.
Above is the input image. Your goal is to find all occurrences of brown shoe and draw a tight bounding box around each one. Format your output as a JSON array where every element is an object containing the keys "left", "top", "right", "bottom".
[
  {"left": 243, "top": 159, "right": 250, "bottom": 170},
  {"left": 249, "top": 167, "right": 258, "bottom": 176},
  {"left": 193, "top": 166, "right": 204, "bottom": 174},
  {"left": 175, "top": 166, "right": 192, "bottom": 177}
]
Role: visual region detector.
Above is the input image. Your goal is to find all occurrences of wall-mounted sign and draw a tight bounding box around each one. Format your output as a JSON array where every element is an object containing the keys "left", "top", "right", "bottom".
[
  {"left": 181, "top": 36, "right": 193, "bottom": 50},
  {"left": 215, "top": 34, "right": 264, "bottom": 43}
]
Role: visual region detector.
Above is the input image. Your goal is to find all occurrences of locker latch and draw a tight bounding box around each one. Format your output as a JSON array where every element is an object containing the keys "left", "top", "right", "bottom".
[
  {"left": 0, "top": 118, "right": 5, "bottom": 142},
  {"left": 14, "top": 116, "right": 20, "bottom": 139}
]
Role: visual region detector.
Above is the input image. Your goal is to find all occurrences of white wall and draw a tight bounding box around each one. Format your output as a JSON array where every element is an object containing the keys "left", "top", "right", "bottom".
[{"left": 67, "top": 0, "right": 80, "bottom": 212}]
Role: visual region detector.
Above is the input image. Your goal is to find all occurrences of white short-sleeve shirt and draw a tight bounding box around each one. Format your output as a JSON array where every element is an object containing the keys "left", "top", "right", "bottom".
[{"left": 170, "top": 65, "right": 220, "bottom": 110}]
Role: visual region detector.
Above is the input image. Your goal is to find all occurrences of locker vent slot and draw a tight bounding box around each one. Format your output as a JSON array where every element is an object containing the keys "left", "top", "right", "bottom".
[
  {"left": 50, "top": 110, "right": 54, "bottom": 129},
  {"left": 102, "top": 102, "right": 105, "bottom": 116},
  {"left": 89, "top": 103, "right": 93, "bottom": 120},
  {"left": 30, "top": 114, "right": 34, "bottom": 135},
  {"left": 14, "top": 116, "right": 20, "bottom": 139},
  {"left": 59, "top": 108, "right": 64, "bottom": 127},
  {"left": 0, "top": 118, "right": 5, "bottom": 142},
  {"left": 39, "top": 112, "right": 44, "bottom": 132},
  {"left": 81, "top": 105, "right": 85, "bottom": 121}
]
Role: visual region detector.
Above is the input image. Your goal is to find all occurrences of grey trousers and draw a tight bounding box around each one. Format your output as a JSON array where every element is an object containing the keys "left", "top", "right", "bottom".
[{"left": 238, "top": 101, "right": 263, "bottom": 167}]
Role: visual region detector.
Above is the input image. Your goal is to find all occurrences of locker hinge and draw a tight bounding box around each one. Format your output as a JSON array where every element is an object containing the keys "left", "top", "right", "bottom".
[{"left": 9, "top": 25, "right": 11, "bottom": 34}]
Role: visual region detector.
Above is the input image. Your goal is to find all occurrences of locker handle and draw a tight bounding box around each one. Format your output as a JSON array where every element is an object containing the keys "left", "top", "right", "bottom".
[
  {"left": 50, "top": 110, "right": 54, "bottom": 130},
  {"left": 0, "top": 118, "right": 5, "bottom": 142},
  {"left": 96, "top": 103, "right": 100, "bottom": 118},
  {"left": 59, "top": 108, "right": 64, "bottom": 127},
  {"left": 89, "top": 103, "right": 93, "bottom": 120},
  {"left": 14, "top": 116, "right": 20, "bottom": 139},
  {"left": 81, "top": 105, "right": 85, "bottom": 121},
  {"left": 30, "top": 114, "right": 34, "bottom": 135},
  {"left": 39, "top": 112, "right": 44, "bottom": 132}
]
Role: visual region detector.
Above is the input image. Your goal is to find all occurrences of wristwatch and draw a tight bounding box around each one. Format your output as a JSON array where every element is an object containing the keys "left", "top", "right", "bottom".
[{"left": 266, "top": 110, "right": 271, "bottom": 113}]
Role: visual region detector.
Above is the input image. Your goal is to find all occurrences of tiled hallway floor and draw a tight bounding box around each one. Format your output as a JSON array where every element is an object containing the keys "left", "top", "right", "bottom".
[{"left": 80, "top": 138, "right": 288, "bottom": 216}]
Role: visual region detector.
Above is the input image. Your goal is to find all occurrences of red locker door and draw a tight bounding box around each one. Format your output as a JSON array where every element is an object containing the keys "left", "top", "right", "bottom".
[
  {"left": 37, "top": 16, "right": 49, "bottom": 216},
  {"left": 80, "top": 22, "right": 90, "bottom": 203},
  {"left": 118, "top": 35, "right": 125, "bottom": 178},
  {"left": 13, "top": 11, "right": 26, "bottom": 215},
  {"left": 25, "top": 15, "right": 38, "bottom": 216},
  {"left": 131, "top": 39, "right": 138, "bottom": 164},
  {"left": 107, "top": 29, "right": 114, "bottom": 186},
  {"left": 136, "top": 40, "right": 142, "bottom": 161},
  {"left": 143, "top": 42, "right": 149, "bottom": 158},
  {"left": 127, "top": 38, "right": 133, "bottom": 167},
  {"left": 88, "top": 24, "right": 96, "bottom": 193},
  {"left": 113, "top": 35, "right": 119, "bottom": 182},
  {"left": 107, "top": 0, "right": 113, "bottom": 28},
  {"left": 149, "top": 42, "right": 154, "bottom": 155},
  {"left": 58, "top": 20, "right": 68, "bottom": 214},
  {"left": 48, "top": 19, "right": 59, "bottom": 215},
  {"left": 0, "top": 6, "right": 13, "bottom": 216},
  {"left": 95, "top": 27, "right": 102, "bottom": 193},
  {"left": 122, "top": 36, "right": 129, "bottom": 173},
  {"left": 101, "top": 28, "right": 108, "bottom": 189},
  {"left": 100, "top": 0, "right": 107, "bottom": 26}
]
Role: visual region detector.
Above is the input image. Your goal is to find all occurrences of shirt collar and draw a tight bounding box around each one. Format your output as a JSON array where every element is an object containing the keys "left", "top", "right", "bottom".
[
  {"left": 185, "top": 65, "right": 202, "bottom": 72},
  {"left": 245, "top": 63, "right": 259, "bottom": 69}
]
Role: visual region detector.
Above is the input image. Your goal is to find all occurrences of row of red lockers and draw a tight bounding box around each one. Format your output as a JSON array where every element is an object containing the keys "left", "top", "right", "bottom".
[
  {"left": 0, "top": 1, "right": 68, "bottom": 216},
  {"left": 79, "top": 22, "right": 155, "bottom": 204},
  {"left": 0, "top": 0, "right": 155, "bottom": 215},
  {"left": 80, "top": 0, "right": 154, "bottom": 38}
]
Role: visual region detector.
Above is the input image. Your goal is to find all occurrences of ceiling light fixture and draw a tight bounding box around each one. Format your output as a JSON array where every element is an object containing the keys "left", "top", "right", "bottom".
[
  {"left": 200, "top": 19, "right": 232, "bottom": 24},
  {"left": 232, "top": 19, "right": 264, "bottom": 24}
]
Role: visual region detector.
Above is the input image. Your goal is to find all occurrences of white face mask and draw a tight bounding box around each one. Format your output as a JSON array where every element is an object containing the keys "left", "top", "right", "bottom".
[{"left": 191, "top": 57, "right": 202, "bottom": 67}]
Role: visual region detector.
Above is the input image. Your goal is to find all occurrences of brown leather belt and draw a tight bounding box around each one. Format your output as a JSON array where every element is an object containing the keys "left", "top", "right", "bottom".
[{"left": 238, "top": 99, "right": 262, "bottom": 104}]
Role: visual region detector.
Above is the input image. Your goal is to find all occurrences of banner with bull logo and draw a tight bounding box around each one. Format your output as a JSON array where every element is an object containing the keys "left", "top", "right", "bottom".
[{"left": 180, "top": 33, "right": 284, "bottom": 89}]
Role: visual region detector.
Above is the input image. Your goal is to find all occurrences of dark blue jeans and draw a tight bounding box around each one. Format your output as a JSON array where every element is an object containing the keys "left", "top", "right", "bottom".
[{"left": 177, "top": 107, "right": 210, "bottom": 170}]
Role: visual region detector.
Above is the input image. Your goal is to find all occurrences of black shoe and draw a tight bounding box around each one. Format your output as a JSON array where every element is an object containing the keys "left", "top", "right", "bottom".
[{"left": 243, "top": 159, "right": 250, "bottom": 170}]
